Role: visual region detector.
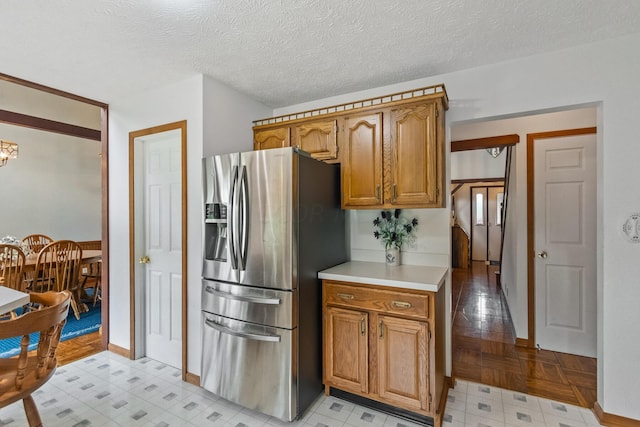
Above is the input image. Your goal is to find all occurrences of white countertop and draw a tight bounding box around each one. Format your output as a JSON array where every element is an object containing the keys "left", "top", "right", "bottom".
[{"left": 318, "top": 261, "right": 447, "bottom": 292}]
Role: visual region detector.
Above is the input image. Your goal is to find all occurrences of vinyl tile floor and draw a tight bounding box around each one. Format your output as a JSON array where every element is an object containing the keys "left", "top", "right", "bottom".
[{"left": 0, "top": 351, "right": 603, "bottom": 427}]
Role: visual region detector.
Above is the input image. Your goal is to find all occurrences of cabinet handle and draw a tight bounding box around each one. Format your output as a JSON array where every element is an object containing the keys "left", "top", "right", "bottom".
[
  {"left": 379, "top": 319, "right": 384, "bottom": 339},
  {"left": 360, "top": 317, "right": 366, "bottom": 336},
  {"left": 392, "top": 300, "right": 412, "bottom": 309},
  {"left": 376, "top": 185, "right": 381, "bottom": 202},
  {"left": 393, "top": 184, "right": 397, "bottom": 201},
  {"left": 336, "top": 293, "right": 354, "bottom": 300}
]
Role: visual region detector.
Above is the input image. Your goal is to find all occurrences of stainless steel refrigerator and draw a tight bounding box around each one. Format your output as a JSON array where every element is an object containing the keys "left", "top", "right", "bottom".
[{"left": 200, "top": 147, "right": 346, "bottom": 421}]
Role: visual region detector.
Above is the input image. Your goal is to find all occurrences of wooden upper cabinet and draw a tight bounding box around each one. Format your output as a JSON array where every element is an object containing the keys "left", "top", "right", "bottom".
[
  {"left": 341, "top": 113, "right": 383, "bottom": 208},
  {"left": 253, "top": 127, "right": 290, "bottom": 151},
  {"left": 252, "top": 85, "right": 447, "bottom": 209},
  {"left": 293, "top": 120, "right": 338, "bottom": 161},
  {"left": 390, "top": 102, "right": 442, "bottom": 207}
]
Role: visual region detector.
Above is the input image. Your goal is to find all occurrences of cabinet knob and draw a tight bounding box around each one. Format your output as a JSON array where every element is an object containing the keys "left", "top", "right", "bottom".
[
  {"left": 379, "top": 319, "right": 384, "bottom": 339},
  {"left": 336, "top": 293, "right": 354, "bottom": 300},
  {"left": 360, "top": 317, "right": 366, "bottom": 336},
  {"left": 376, "top": 185, "right": 381, "bottom": 202}
]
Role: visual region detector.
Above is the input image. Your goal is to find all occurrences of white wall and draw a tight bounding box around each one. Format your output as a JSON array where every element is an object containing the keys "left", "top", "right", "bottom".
[
  {"left": 450, "top": 108, "right": 596, "bottom": 339},
  {"left": 108, "top": 74, "right": 204, "bottom": 356},
  {"left": 0, "top": 89, "right": 101, "bottom": 241},
  {"left": 108, "top": 74, "right": 270, "bottom": 376},
  {"left": 451, "top": 149, "right": 505, "bottom": 180},
  {"left": 274, "top": 33, "right": 640, "bottom": 419}
]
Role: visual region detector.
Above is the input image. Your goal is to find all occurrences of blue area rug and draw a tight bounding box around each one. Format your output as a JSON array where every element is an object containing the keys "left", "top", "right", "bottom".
[{"left": 0, "top": 300, "right": 101, "bottom": 358}]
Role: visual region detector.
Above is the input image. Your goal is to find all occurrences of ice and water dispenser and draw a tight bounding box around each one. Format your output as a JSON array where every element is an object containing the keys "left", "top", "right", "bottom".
[
  {"left": 203, "top": 156, "right": 232, "bottom": 264},
  {"left": 205, "top": 202, "right": 228, "bottom": 261}
]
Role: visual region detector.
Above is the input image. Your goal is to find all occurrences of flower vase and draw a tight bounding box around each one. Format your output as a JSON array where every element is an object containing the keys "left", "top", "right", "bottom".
[{"left": 385, "top": 247, "right": 400, "bottom": 267}]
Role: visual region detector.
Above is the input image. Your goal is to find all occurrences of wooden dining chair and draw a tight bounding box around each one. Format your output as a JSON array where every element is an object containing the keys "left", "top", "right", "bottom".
[
  {"left": 0, "top": 291, "right": 71, "bottom": 427},
  {"left": 0, "top": 244, "right": 26, "bottom": 291},
  {"left": 32, "top": 240, "right": 83, "bottom": 320},
  {"left": 80, "top": 260, "right": 102, "bottom": 306},
  {"left": 20, "top": 234, "right": 53, "bottom": 256}
]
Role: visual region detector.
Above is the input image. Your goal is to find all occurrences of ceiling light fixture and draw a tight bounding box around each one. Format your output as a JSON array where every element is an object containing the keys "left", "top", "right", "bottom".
[
  {"left": 0, "top": 140, "right": 19, "bottom": 167},
  {"left": 486, "top": 147, "right": 504, "bottom": 158}
]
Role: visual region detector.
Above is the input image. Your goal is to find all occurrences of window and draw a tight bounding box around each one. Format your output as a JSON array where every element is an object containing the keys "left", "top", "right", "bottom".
[
  {"left": 496, "top": 192, "right": 504, "bottom": 226},
  {"left": 475, "top": 193, "right": 484, "bottom": 225}
]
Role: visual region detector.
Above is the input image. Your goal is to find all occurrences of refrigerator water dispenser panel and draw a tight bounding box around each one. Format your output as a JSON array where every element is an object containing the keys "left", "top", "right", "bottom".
[{"left": 205, "top": 202, "right": 228, "bottom": 262}]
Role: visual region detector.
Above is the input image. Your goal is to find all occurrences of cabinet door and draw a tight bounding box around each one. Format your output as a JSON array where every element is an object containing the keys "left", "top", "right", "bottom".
[
  {"left": 341, "top": 113, "right": 383, "bottom": 208},
  {"left": 293, "top": 120, "right": 338, "bottom": 161},
  {"left": 390, "top": 102, "right": 442, "bottom": 207},
  {"left": 253, "top": 127, "right": 290, "bottom": 150},
  {"left": 324, "top": 306, "right": 369, "bottom": 394},
  {"left": 377, "top": 315, "right": 429, "bottom": 411}
]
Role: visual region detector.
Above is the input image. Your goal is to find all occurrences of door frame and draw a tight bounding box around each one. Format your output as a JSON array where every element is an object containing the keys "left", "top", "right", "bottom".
[
  {"left": 526, "top": 127, "right": 597, "bottom": 348},
  {"left": 128, "top": 120, "right": 188, "bottom": 379}
]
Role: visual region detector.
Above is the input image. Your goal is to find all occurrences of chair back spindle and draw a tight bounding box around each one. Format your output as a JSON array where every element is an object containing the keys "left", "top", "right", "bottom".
[
  {"left": 21, "top": 234, "right": 53, "bottom": 256},
  {"left": 0, "top": 244, "right": 26, "bottom": 291},
  {"left": 32, "top": 241, "right": 83, "bottom": 320}
]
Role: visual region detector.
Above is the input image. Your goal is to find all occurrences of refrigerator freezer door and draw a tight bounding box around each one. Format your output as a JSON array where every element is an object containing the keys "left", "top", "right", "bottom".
[
  {"left": 200, "top": 312, "right": 297, "bottom": 421},
  {"left": 203, "top": 153, "right": 240, "bottom": 283},
  {"left": 238, "top": 148, "right": 294, "bottom": 289}
]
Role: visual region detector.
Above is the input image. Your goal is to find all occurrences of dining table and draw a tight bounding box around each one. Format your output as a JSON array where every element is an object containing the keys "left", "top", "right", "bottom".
[
  {"left": 22, "top": 249, "right": 102, "bottom": 272},
  {"left": 0, "top": 285, "right": 30, "bottom": 315}
]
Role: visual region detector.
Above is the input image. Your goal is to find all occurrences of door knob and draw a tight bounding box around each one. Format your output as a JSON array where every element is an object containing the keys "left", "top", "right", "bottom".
[
  {"left": 139, "top": 256, "right": 151, "bottom": 264},
  {"left": 536, "top": 251, "right": 548, "bottom": 259}
]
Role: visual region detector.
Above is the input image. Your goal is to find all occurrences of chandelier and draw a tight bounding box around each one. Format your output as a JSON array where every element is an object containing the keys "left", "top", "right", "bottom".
[{"left": 0, "top": 140, "right": 19, "bottom": 167}]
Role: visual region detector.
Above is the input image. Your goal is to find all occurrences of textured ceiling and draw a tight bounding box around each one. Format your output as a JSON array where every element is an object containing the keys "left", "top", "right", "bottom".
[{"left": 2, "top": 0, "right": 640, "bottom": 108}]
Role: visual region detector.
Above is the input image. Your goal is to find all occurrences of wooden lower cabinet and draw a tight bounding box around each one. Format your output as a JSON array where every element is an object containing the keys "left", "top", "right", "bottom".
[
  {"left": 322, "top": 280, "right": 446, "bottom": 426},
  {"left": 324, "top": 307, "right": 369, "bottom": 394},
  {"left": 378, "top": 315, "right": 429, "bottom": 412}
]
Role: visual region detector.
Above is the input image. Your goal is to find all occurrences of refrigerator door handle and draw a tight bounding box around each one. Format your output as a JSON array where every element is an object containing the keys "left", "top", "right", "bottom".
[
  {"left": 204, "top": 285, "right": 281, "bottom": 305},
  {"left": 204, "top": 318, "right": 281, "bottom": 342},
  {"left": 239, "top": 165, "right": 249, "bottom": 270},
  {"left": 228, "top": 165, "right": 239, "bottom": 270}
]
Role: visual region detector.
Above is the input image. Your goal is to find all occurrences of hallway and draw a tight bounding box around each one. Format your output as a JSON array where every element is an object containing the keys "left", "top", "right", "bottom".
[{"left": 452, "top": 262, "right": 597, "bottom": 408}]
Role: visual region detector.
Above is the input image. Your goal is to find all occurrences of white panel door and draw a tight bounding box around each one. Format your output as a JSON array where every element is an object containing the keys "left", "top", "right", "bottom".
[
  {"left": 534, "top": 133, "right": 596, "bottom": 357},
  {"left": 143, "top": 134, "right": 182, "bottom": 368}
]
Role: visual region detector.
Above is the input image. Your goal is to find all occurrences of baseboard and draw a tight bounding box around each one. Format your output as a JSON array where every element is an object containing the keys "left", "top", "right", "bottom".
[
  {"left": 594, "top": 402, "right": 640, "bottom": 426},
  {"left": 107, "top": 343, "right": 131, "bottom": 359},
  {"left": 185, "top": 372, "right": 200, "bottom": 386},
  {"left": 515, "top": 338, "right": 528, "bottom": 348}
]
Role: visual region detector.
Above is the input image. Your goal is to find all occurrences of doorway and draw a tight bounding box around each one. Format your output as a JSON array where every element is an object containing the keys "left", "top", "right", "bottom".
[
  {"left": 450, "top": 108, "right": 599, "bottom": 407},
  {"left": 129, "top": 121, "right": 187, "bottom": 374}
]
